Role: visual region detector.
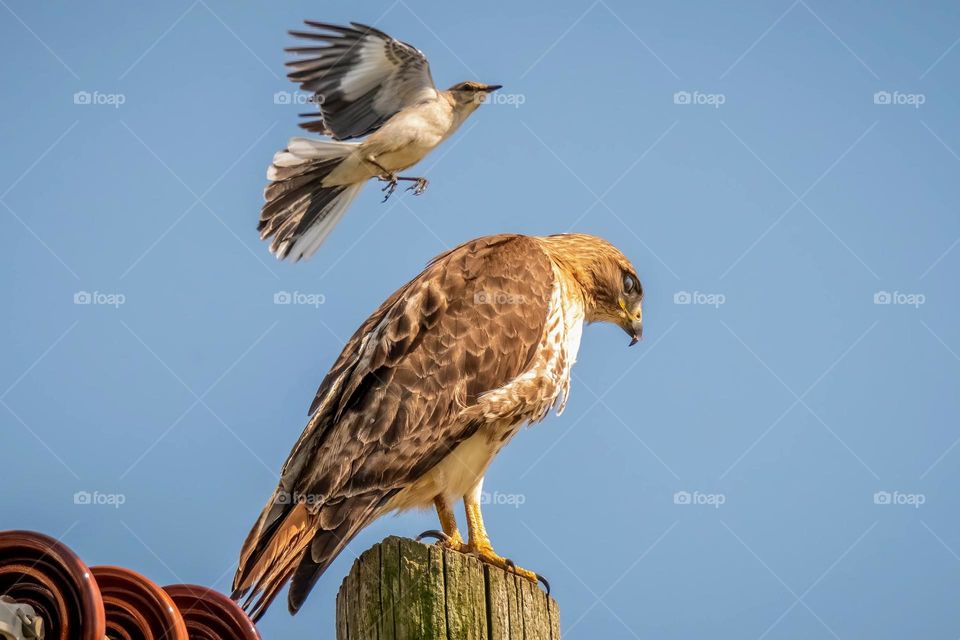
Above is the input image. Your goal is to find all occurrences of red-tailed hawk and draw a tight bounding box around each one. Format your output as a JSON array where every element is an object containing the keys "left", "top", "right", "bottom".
[{"left": 232, "top": 233, "right": 644, "bottom": 620}]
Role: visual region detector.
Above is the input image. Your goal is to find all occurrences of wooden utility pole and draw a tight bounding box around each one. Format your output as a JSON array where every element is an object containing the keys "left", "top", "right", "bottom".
[{"left": 336, "top": 536, "right": 560, "bottom": 640}]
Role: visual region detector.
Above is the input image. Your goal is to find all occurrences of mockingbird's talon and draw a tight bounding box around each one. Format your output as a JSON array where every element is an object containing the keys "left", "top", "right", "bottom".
[
  {"left": 404, "top": 177, "right": 429, "bottom": 196},
  {"left": 380, "top": 176, "right": 399, "bottom": 202}
]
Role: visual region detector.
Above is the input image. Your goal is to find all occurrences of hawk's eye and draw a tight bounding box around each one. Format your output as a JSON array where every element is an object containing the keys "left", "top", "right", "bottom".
[{"left": 623, "top": 273, "right": 638, "bottom": 294}]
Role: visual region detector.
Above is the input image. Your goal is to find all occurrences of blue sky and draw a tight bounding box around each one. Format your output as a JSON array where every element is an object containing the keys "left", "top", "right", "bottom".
[{"left": 2, "top": 1, "right": 959, "bottom": 637}]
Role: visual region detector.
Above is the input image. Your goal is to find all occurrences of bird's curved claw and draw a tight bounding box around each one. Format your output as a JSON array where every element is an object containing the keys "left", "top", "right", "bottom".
[
  {"left": 405, "top": 177, "right": 429, "bottom": 196},
  {"left": 536, "top": 573, "right": 551, "bottom": 595},
  {"left": 380, "top": 175, "right": 399, "bottom": 202},
  {"left": 415, "top": 529, "right": 450, "bottom": 543},
  {"left": 504, "top": 558, "right": 550, "bottom": 595}
]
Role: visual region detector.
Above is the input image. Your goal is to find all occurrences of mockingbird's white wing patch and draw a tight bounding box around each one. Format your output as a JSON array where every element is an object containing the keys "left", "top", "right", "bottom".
[{"left": 286, "top": 22, "right": 438, "bottom": 140}]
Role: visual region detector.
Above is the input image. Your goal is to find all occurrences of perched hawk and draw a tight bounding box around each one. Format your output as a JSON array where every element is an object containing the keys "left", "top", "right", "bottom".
[
  {"left": 259, "top": 21, "right": 501, "bottom": 261},
  {"left": 232, "top": 233, "right": 644, "bottom": 620}
]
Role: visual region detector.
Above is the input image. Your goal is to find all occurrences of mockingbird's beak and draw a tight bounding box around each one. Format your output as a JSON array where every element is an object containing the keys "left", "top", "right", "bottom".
[{"left": 483, "top": 84, "right": 503, "bottom": 92}]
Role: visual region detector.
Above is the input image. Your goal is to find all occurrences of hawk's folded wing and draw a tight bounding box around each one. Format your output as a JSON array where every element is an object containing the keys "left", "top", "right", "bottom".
[
  {"left": 286, "top": 21, "right": 438, "bottom": 139},
  {"left": 289, "top": 234, "right": 554, "bottom": 491}
]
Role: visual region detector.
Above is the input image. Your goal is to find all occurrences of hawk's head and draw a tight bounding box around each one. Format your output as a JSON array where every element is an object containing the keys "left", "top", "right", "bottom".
[{"left": 540, "top": 234, "right": 644, "bottom": 345}]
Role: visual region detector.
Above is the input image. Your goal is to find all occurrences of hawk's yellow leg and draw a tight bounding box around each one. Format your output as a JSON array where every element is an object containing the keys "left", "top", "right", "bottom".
[
  {"left": 421, "top": 490, "right": 546, "bottom": 591},
  {"left": 433, "top": 495, "right": 464, "bottom": 546},
  {"left": 462, "top": 495, "right": 540, "bottom": 585}
]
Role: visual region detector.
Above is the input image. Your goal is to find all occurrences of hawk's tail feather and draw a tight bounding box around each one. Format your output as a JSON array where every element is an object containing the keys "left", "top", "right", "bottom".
[
  {"left": 287, "top": 495, "right": 384, "bottom": 615},
  {"left": 232, "top": 497, "right": 314, "bottom": 618},
  {"left": 259, "top": 137, "right": 363, "bottom": 262},
  {"left": 232, "top": 490, "right": 386, "bottom": 621},
  {"left": 244, "top": 545, "right": 306, "bottom": 623}
]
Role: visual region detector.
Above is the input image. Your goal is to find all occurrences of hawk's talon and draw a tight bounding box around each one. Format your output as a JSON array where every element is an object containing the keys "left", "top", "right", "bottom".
[
  {"left": 418, "top": 529, "right": 467, "bottom": 552},
  {"left": 416, "top": 529, "right": 449, "bottom": 543},
  {"left": 435, "top": 544, "right": 545, "bottom": 593},
  {"left": 536, "top": 573, "right": 550, "bottom": 595},
  {"left": 501, "top": 557, "right": 543, "bottom": 590}
]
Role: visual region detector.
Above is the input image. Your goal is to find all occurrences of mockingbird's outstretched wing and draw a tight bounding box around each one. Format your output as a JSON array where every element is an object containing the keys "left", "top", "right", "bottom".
[{"left": 286, "top": 21, "right": 438, "bottom": 140}]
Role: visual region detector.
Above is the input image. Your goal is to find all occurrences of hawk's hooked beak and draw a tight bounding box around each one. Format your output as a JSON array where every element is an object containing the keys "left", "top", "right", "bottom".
[
  {"left": 483, "top": 84, "right": 503, "bottom": 92},
  {"left": 619, "top": 298, "right": 643, "bottom": 346},
  {"left": 628, "top": 318, "right": 643, "bottom": 346}
]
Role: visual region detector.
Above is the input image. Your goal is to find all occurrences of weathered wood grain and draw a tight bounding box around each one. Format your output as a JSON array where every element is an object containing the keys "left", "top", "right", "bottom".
[{"left": 336, "top": 537, "right": 560, "bottom": 640}]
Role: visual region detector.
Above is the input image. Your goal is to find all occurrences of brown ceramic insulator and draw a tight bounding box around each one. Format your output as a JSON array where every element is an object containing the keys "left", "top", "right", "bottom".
[
  {"left": 91, "top": 566, "right": 189, "bottom": 640},
  {"left": 0, "top": 529, "right": 106, "bottom": 640},
  {"left": 163, "top": 584, "right": 260, "bottom": 640}
]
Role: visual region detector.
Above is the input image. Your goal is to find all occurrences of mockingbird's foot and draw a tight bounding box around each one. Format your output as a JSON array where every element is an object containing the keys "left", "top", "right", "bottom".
[
  {"left": 404, "top": 177, "right": 429, "bottom": 196},
  {"left": 379, "top": 174, "right": 399, "bottom": 202},
  {"left": 377, "top": 174, "right": 427, "bottom": 201}
]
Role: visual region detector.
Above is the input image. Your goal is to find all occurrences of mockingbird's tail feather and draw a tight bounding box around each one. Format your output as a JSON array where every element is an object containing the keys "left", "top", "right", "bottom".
[{"left": 259, "top": 138, "right": 363, "bottom": 261}]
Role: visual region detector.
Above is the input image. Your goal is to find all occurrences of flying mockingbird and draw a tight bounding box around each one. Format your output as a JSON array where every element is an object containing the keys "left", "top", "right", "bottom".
[{"left": 258, "top": 21, "right": 502, "bottom": 261}]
